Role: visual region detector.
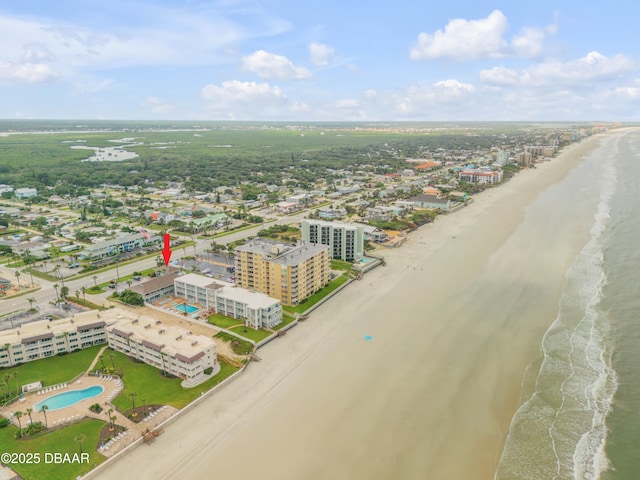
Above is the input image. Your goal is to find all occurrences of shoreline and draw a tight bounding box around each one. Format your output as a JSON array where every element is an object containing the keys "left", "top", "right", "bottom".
[{"left": 91, "top": 133, "right": 610, "bottom": 480}]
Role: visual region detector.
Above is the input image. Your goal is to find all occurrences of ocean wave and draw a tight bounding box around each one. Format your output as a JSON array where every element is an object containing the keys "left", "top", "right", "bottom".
[{"left": 495, "top": 141, "right": 619, "bottom": 480}]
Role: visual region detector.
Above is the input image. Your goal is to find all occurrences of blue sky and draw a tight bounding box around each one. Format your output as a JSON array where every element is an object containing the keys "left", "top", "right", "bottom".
[{"left": 1, "top": 0, "right": 639, "bottom": 121}]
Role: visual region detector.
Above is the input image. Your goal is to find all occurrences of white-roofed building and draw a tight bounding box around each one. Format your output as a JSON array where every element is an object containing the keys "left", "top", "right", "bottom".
[
  {"left": 174, "top": 273, "right": 282, "bottom": 329},
  {"left": 106, "top": 312, "right": 217, "bottom": 381}
]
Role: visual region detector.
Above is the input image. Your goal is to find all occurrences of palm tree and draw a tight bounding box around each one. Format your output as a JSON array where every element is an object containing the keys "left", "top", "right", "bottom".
[
  {"left": 92, "top": 275, "right": 98, "bottom": 287},
  {"left": 12, "top": 371, "right": 19, "bottom": 397},
  {"left": 142, "top": 398, "right": 147, "bottom": 417},
  {"left": 98, "top": 354, "right": 106, "bottom": 370},
  {"left": 129, "top": 392, "right": 138, "bottom": 417},
  {"left": 2, "top": 374, "right": 10, "bottom": 398},
  {"left": 107, "top": 408, "right": 115, "bottom": 431},
  {"left": 81, "top": 286, "right": 87, "bottom": 302},
  {"left": 75, "top": 289, "right": 80, "bottom": 300},
  {"left": 26, "top": 407, "right": 33, "bottom": 424},
  {"left": 108, "top": 353, "right": 116, "bottom": 370},
  {"left": 14, "top": 411, "right": 23, "bottom": 436},
  {"left": 27, "top": 297, "right": 36, "bottom": 311},
  {"left": 14, "top": 270, "right": 21, "bottom": 290},
  {"left": 53, "top": 283, "right": 60, "bottom": 302},
  {"left": 75, "top": 433, "right": 86, "bottom": 453},
  {"left": 25, "top": 268, "right": 34, "bottom": 288},
  {"left": 41, "top": 404, "right": 49, "bottom": 428}
]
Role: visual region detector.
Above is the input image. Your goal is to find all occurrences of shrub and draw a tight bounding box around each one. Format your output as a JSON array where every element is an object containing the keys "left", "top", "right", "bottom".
[
  {"left": 203, "top": 367, "right": 213, "bottom": 375},
  {"left": 0, "top": 417, "right": 9, "bottom": 428}
]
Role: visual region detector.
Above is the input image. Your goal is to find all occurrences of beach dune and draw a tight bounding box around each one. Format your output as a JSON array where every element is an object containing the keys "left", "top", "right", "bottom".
[{"left": 92, "top": 136, "right": 605, "bottom": 480}]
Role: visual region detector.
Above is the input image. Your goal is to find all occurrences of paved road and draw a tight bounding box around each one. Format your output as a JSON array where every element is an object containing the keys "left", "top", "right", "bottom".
[{"left": 0, "top": 212, "right": 308, "bottom": 317}]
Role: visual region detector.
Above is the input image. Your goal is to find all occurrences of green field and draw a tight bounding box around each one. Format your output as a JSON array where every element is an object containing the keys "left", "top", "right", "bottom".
[
  {"left": 0, "top": 122, "right": 462, "bottom": 192},
  {"left": 106, "top": 349, "right": 239, "bottom": 411},
  {"left": 0, "top": 419, "right": 106, "bottom": 480},
  {"left": 0, "top": 346, "right": 103, "bottom": 397},
  {"left": 284, "top": 275, "right": 350, "bottom": 314}
]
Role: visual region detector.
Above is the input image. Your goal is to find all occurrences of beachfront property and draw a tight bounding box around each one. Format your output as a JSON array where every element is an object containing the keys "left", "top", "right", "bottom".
[
  {"left": 496, "top": 150, "right": 511, "bottom": 165},
  {"left": 79, "top": 232, "right": 160, "bottom": 259},
  {"left": 458, "top": 167, "right": 504, "bottom": 185},
  {"left": 409, "top": 194, "right": 452, "bottom": 211},
  {"left": 353, "top": 223, "right": 389, "bottom": 243},
  {"left": 235, "top": 240, "right": 330, "bottom": 306},
  {"left": 0, "top": 311, "right": 112, "bottom": 368},
  {"left": 516, "top": 151, "right": 533, "bottom": 166},
  {"left": 106, "top": 313, "right": 217, "bottom": 381},
  {"left": 301, "top": 219, "right": 364, "bottom": 261},
  {"left": 174, "top": 273, "right": 282, "bottom": 329}
]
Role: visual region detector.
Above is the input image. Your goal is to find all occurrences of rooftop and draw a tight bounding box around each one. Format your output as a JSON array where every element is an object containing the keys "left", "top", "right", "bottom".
[
  {"left": 107, "top": 313, "right": 216, "bottom": 362},
  {"left": 236, "top": 240, "right": 329, "bottom": 266}
]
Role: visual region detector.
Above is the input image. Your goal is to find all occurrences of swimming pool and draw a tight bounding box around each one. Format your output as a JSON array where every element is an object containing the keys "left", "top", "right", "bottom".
[
  {"left": 175, "top": 303, "right": 200, "bottom": 314},
  {"left": 34, "top": 385, "right": 104, "bottom": 412}
]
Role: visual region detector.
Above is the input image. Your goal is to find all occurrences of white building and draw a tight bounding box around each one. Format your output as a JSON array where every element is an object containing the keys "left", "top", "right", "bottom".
[
  {"left": 301, "top": 219, "right": 364, "bottom": 261},
  {"left": 458, "top": 168, "right": 504, "bottom": 185},
  {"left": 106, "top": 313, "right": 217, "bottom": 381},
  {"left": 496, "top": 150, "right": 510, "bottom": 165},
  {"left": 174, "top": 273, "right": 282, "bottom": 329},
  {"left": 14, "top": 187, "right": 37, "bottom": 199},
  {"left": 79, "top": 232, "right": 159, "bottom": 259},
  {"left": 0, "top": 310, "right": 113, "bottom": 368}
]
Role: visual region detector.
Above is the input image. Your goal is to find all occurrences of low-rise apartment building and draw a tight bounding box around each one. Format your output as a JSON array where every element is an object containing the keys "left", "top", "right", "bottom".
[
  {"left": 0, "top": 310, "right": 113, "bottom": 368},
  {"left": 106, "top": 313, "right": 217, "bottom": 381},
  {"left": 174, "top": 273, "right": 282, "bottom": 329}
]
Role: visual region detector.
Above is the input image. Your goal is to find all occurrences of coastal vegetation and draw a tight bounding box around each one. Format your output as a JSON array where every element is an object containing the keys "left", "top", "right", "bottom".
[{"left": 0, "top": 122, "right": 537, "bottom": 193}]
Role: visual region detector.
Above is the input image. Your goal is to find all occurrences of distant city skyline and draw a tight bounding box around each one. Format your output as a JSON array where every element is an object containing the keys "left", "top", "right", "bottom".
[{"left": 1, "top": 1, "right": 639, "bottom": 121}]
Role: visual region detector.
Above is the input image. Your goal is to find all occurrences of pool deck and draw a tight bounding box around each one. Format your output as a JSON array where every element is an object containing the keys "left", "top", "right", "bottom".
[
  {"left": 2, "top": 375, "right": 120, "bottom": 429},
  {"left": 1, "top": 373, "right": 178, "bottom": 458}
]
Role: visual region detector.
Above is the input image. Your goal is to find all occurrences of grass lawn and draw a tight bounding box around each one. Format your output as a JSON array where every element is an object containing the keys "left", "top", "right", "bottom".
[
  {"left": 207, "top": 313, "right": 243, "bottom": 329},
  {"left": 0, "top": 419, "right": 106, "bottom": 480},
  {"left": 330, "top": 259, "right": 353, "bottom": 271},
  {"left": 283, "top": 275, "right": 350, "bottom": 315},
  {"left": 227, "top": 325, "right": 272, "bottom": 343},
  {"left": 66, "top": 296, "right": 105, "bottom": 310},
  {"left": 272, "top": 313, "right": 297, "bottom": 331},
  {"left": 107, "top": 350, "right": 239, "bottom": 411},
  {"left": 0, "top": 345, "right": 103, "bottom": 394}
]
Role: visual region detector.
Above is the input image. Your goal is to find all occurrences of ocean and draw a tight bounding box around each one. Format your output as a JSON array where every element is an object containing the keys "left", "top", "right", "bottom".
[{"left": 495, "top": 130, "right": 640, "bottom": 480}]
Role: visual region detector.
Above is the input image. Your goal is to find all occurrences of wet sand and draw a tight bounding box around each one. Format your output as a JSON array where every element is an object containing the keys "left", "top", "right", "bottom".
[{"left": 92, "top": 136, "right": 605, "bottom": 480}]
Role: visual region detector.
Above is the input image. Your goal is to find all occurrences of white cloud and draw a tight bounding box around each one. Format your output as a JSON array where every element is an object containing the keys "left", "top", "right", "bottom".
[
  {"left": 411, "top": 10, "right": 509, "bottom": 61},
  {"left": 201, "top": 80, "right": 286, "bottom": 104},
  {"left": 0, "top": 5, "right": 292, "bottom": 83},
  {"left": 242, "top": 50, "right": 311, "bottom": 80},
  {"left": 433, "top": 79, "right": 475, "bottom": 93},
  {"left": 481, "top": 51, "right": 636, "bottom": 87},
  {"left": 411, "top": 10, "right": 558, "bottom": 61},
  {"left": 0, "top": 61, "right": 58, "bottom": 83},
  {"left": 142, "top": 96, "right": 176, "bottom": 115},
  {"left": 308, "top": 42, "right": 335, "bottom": 66},
  {"left": 511, "top": 27, "right": 546, "bottom": 57}
]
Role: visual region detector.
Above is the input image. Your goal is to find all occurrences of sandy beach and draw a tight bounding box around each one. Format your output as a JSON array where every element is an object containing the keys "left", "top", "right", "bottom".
[{"left": 91, "top": 135, "right": 607, "bottom": 480}]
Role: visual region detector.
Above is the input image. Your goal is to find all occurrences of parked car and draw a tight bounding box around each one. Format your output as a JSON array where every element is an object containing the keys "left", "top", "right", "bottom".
[
  {"left": 133, "top": 275, "right": 141, "bottom": 281},
  {"left": 69, "top": 263, "right": 79, "bottom": 268},
  {"left": 108, "top": 283, "right": 116, "bottom": 289}
]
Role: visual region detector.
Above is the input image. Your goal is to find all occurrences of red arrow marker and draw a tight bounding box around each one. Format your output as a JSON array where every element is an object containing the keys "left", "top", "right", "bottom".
[{"left": 162, "top": 233, "right": 172, "bottom": 267}]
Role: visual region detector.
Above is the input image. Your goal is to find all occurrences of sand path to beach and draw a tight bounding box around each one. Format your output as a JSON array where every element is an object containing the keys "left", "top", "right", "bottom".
[{"left": 92, "top": 134, "right": 608, "bottom": 480}]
